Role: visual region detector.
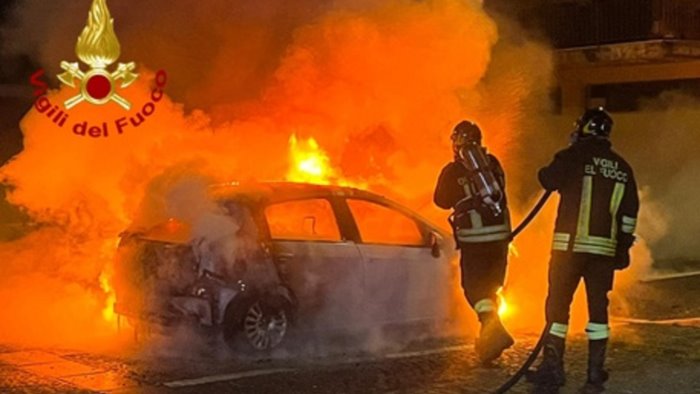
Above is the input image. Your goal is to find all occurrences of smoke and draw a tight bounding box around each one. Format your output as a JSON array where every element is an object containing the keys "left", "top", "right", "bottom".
[
  {"left": 509, "top": 90, "right": 700, "bottom": 325},
  {"left": 0, "top": 0, "right": 562, "bottom": 353},
  {"left": 535, "top": 92, "right": 700, "bottom": 266},
  {"left": 616, "top": 92, "right": 700, "bottom": 264}
]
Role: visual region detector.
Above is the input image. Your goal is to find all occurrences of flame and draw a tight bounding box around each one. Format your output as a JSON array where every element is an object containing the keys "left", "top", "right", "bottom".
[
  {"left": 76, "top": 0, "right": 121, "bottom": 68},
  {"left": 285, "top": 134, "right": 369, "bottom": 189},
  {"left": 499, "top": 245, "right": 518, "bottom": 319},
  {"left": 286, "top": 133, "right": 334, "bottom": 184},
  {"left": 508, "top": 243, "right": 520, "bottom": 258},
  {"left": 98, "top": 271, "right": 116, "bottom": 323},
  {"left": 497, "top": 287, "right": 510, "bottom": 318},
  {"left": 0, "top": 0, "right": 564, "bottom": 348}
]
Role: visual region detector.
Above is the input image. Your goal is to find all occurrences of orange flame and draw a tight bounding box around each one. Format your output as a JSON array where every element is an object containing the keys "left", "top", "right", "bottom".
[
  {"left": 98, "top": 271, "right": 116, "bottom": 323},
  {"left": 497, "top": 286, "right": 510, "bottom": 319},
  {"left": 498, "top": 244, "right": 519, "bottom": 319},
  {"left": 285, "top": 133, "right": 368, "bottom": 189},
  {"left": 286, "top": 133, "right": 334, "bottom": 185},
  {"left": 508, "top": 243, "right": 520, "bottom": 258}
]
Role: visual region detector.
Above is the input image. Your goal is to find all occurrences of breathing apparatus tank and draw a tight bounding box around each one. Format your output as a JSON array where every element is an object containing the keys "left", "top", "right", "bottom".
[{"left": 458, "top": 142, "right": 505, "bottom": 217}]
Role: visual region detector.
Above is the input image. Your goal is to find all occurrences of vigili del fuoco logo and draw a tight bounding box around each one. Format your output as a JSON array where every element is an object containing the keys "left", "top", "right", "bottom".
[{"left": 29, "top": 0, "right": 168, "bottom": 138}]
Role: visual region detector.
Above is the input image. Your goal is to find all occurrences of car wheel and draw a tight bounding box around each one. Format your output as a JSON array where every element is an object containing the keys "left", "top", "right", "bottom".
[{"left": 224, "top": 296, "right": 290, "bottom": 353}]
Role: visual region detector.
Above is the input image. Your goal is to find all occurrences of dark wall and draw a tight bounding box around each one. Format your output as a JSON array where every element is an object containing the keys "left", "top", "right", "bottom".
[
  {"left": 487, "top": 0, "right": 700, "bottom": 48},
  {"left": 1, "top": 1, "right": 30, "bottom": 229},
  {"left": 544, "top": 0, "right": 655, "bottom": 47}
]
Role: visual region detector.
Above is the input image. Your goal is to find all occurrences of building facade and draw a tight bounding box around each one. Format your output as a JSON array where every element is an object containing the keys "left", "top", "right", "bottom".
[{"left": 486, "top": 0, "right": 700, "bottom": 113}]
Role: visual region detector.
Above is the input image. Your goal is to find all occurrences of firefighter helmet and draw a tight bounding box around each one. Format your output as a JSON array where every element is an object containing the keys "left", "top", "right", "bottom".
[
  {"left": 574, "top": 107, "right": 613, "bottom": 140},
  {"left": 451, "top": 120, "right": 482, "bottom": 153}
]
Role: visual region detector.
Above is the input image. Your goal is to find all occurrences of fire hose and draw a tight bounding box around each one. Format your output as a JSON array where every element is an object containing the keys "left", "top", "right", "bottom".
[
  {"left": 492, "top": 189, "right": 553, "bottom": 394},
  {"left": 509, "top": 190, "right": 553, "bottom": 241}
]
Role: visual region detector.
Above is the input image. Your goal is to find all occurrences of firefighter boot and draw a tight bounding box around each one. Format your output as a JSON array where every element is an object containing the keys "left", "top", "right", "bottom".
[
  {"left": 581, "top": 339, "right": 609, "bottom": 393},
  {"left": 526, "top": 334, "right": 566, "bottom": 388},
  {"left": 475, "top": 312, "right": 514, "bottom": 363}
]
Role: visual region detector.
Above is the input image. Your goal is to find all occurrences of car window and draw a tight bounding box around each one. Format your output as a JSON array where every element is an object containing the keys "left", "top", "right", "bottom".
[
  {"left": 347, "top": 199, "right": 425, "bottom": 246},
  {"left": 265, "top": 198, "right": 341, "bottom": 242}
]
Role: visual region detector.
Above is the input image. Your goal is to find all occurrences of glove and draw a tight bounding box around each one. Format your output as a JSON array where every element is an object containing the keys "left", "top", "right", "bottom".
[
  {"left": 614, "top": 247, "right": 631, "bottom": 270},
  {"left": 614, "top": 234, "right": 636, "bottom": 270}
]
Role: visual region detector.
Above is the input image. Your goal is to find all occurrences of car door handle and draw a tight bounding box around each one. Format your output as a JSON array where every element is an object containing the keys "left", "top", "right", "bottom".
[{"left": 274, "top": 252, "right": 295, "bottom": 262}]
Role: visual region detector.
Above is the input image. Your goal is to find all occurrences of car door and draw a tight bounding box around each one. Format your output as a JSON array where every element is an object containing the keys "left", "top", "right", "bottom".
[
  {"left": 264, "top": 197, "right": 365, "bottom": 331},
  {"left": 344, "top": 198, "right": 452, "bottom": 324}
]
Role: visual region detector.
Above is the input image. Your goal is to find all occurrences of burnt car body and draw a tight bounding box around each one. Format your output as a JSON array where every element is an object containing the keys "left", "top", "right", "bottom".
[{"left": 114, "top": 182, "right": 457, "bottom": 352}]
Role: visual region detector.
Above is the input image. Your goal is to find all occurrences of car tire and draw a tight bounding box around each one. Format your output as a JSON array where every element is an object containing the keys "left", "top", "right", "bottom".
[{"left": 222, "top": 294, "right": 291, "bottom": 354}]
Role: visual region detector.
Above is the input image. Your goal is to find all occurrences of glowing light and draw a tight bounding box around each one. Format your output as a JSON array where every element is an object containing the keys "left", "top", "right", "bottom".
[
  {"left": 98, "top": 271, "right": 116, "bottom": 323},
  {"left": 285, "top": 133, "right": 368, "bottom": 189},
  {"left": 497, "top": 287, "right": 510, "bottom": 318},
  {"left": 508, "top": 243, "right": 520, "bottom": 258},
  {"left": 286, "top": 133, "right": 334, "bottom": 184}
]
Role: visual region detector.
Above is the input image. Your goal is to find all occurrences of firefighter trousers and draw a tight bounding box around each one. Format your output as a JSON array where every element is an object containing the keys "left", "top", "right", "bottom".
[
  {"left": 459, "top": 241, "right": 508, "bottom": 315},
  {"left": 545, "top": 251, "right": 615, "bottom": 327}
]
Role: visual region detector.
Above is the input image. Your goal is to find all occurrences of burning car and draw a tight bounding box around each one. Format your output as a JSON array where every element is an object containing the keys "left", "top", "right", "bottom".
[{"left": 114, "top": 182, "right": 456, "bottom": 352}]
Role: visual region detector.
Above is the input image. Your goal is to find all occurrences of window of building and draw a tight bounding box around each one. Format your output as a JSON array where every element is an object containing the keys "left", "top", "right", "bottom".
[
  {"left": 346, "top": 199, "right": 424, "bottom": 246},
  {"left": 265, "top": 199, "right": 341, "bottom": 242}
]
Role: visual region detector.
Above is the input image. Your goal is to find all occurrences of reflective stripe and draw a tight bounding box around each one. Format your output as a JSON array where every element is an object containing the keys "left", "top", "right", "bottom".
[
  {"left": 457, "top": 223, "right": 510, "bottom": 236},
  {"left": 474, "top": 299, "right": 496, "bottom": 314},
  {"left": 573, "top": 177, "right": 626, "bottom": 257},
  {"left": 622, "top": 216, "right": 637, "bottom": 225},
  {"left": 587, "top": 322, "right": 609, "bottom": 331},
  {"left": 579, "top": 238, "right": 616, "bottom": 248},
  {"left": 457, "top": 214, "right": 510, "bottom": 243},
  {"left": 576, "top": 176, "right": 593, "bottom": 239},
  {"left": 553, "top": 241, "right": 569, "bottom": 251},
  {"left": 622, "top": 216, "right": 637, "bottom": 234},
  {"left": 573, "top": 244, "right": 616, "bottom": 257},
  {"left": 458, "top": 232, "right": 510, "bottom": 243},
  {"left": 573, "top": 244, "right": 615, "bottom": 253},
  {"left": 549, "top": 323, "right": 568, "bottom": 338},
  {"left": 573, "top": 234, "right": 617, "bottom": 255},
  {"left": 587, "top": 331, "right": 610, "bottom": 340},
  {"left": 609, "top": 182, "right": 625, "bottom": 240},
  {"left": 552, "top": 232, "right": 570, "bottom": 252},
  {"left": 462, "top": 181, "right": 474, "bottom": 200},
  {"left": 553, "top": 233, "right": 571, "bottom": 242},
  {"left": 470, "top": 210, "right": 483, "bottom": 229},
  {"left": 586, "top": 322, "right": 610, "bottom": 340}
]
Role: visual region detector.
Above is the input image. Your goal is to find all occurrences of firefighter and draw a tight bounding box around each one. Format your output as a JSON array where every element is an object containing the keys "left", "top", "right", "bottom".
[
  {"left": 526, "top": 108, "right": 639, "bottom": 392},
  {"left": 434, "top": 120, "right": 514, "bottom": 363}
]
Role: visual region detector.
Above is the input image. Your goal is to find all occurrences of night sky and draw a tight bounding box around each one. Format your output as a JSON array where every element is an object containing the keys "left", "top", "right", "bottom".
[
  {"left": 1, "top": 0, "right": 30, "bottom": 168},
  {"left": 1, "top": 0, "right": 29, "bottom": 224}
]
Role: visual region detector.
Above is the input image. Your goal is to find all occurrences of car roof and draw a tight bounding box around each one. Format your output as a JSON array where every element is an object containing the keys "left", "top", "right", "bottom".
[
  {"left": 212, "top": 181, "right": 445, "bottom": 232},
  {"left": 128, "top": 182, "right": 447, "bottom": 243},
  {"left": 210, "top": 181, "right": 391, "bottom": 205}
]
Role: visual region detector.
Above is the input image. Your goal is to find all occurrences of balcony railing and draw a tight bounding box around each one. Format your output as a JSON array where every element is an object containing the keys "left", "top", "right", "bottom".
[{"left": 540, "top": 0, "right": 700, "bottom": 48}]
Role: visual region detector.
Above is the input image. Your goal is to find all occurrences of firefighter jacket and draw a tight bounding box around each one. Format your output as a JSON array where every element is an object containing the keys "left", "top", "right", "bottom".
[
  {"left": 539, "top": 138, "right": 639, "bottom": 257},
  {"left": 434, "top": 154, "right": 511, "bottom": 244}
]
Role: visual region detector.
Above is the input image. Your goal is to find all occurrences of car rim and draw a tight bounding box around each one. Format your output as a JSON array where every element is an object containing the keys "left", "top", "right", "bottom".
[{"left": 243, "top": 301, "right": 287, "bottom": 350}]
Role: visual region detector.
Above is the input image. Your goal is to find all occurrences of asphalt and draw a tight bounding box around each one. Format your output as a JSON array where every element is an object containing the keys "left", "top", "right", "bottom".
[{"left": 1, "top": 273, "right": 699, "bottom": 394}]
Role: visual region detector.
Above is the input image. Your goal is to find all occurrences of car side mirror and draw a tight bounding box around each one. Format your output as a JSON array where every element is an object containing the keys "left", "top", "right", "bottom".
[{"left": 430, "top": 232, "right": 441, "bottom": 258}]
